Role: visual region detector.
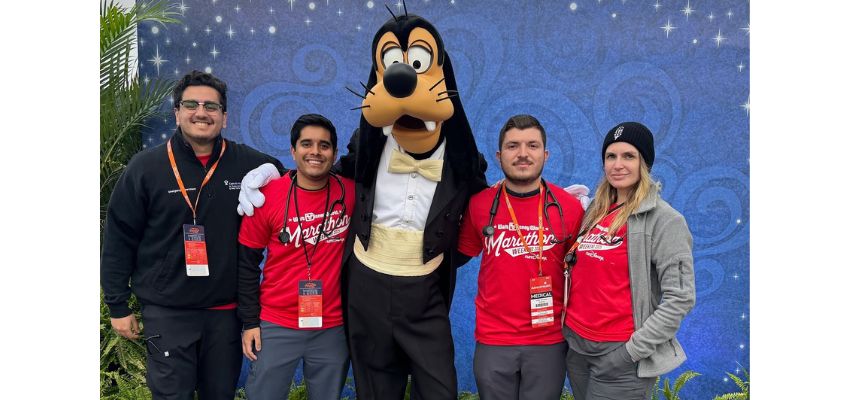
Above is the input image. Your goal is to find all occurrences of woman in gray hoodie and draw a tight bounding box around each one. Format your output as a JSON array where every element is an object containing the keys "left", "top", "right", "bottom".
[{"left": 561, "top": 122, "right": 696, "bottom": 400}]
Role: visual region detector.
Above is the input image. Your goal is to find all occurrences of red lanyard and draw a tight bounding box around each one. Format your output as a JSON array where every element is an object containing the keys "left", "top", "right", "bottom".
[
  {"left": 502, "top": 182, "right": 545, "bottom": 277},
  {"left": 166, "top": 139, "right": 227, "bottom": 224}
]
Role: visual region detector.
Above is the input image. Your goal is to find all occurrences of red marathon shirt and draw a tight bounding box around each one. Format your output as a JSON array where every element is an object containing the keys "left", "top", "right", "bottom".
[
  {"left": 238, "top": 173, "right": 355, "bottom": 330},
  {"left": 458, "top": 183, "right": 583, "bottom": 345},
  {"left": 566, "top": 206, "right": 635, "bottom": 342}
]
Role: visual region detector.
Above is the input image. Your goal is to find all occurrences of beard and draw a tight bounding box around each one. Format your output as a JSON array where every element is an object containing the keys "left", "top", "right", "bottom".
[{"left": 501, "top": 162, "right": 544, "bottom": 189}]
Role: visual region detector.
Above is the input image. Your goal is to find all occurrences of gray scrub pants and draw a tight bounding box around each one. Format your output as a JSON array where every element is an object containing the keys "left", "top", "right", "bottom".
[
  {"left": 565, "top": 344, "right": 655, "bottom": 400},
  {"left": 245, "top": 321, "right": 349, "bottom": 400},
  {"left": 473, "top": 342, "right": 567, "bottom": 400}
]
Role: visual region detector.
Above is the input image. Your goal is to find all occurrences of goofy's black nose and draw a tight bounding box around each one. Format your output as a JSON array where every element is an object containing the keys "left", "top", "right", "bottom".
[{"left": 383, "top": 63, "right": 417, "bottom": 98}]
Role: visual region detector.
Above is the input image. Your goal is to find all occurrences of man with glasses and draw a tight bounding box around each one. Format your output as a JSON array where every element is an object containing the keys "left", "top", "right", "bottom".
[{"left": 101, "top": 70, "right": 284, "bottom": 399}]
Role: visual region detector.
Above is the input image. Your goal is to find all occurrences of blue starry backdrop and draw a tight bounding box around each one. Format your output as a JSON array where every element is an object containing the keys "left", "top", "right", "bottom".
[{"left": 138, "top": 0, "right": 749, "bottom": 397}]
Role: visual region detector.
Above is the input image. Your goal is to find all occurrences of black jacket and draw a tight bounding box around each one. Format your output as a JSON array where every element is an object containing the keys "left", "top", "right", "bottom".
[
  {"left": 336, "top": 128, "right": 487, "bottom": 307},
  {"left": 101, "top": 133, "right": 283, "bottom": 318}
]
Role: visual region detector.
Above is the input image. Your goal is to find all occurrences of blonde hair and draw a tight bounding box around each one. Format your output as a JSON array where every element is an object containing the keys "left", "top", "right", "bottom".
[{"left": 580, "top": 156, "right": 658, "bottom": 239}]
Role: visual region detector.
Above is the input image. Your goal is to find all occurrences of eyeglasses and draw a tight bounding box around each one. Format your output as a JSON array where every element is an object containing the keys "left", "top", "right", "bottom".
[{"left": 179, "top": 100, "right": 223, "bottom": 112}]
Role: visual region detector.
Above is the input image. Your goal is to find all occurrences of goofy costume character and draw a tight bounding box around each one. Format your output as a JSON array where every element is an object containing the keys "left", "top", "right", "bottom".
[{"left": 337, "top": 11, "right": 487, "bottom": 400}]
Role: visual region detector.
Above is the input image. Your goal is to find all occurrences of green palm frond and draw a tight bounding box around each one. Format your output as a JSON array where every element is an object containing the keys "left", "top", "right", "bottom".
[
  {"left": 100, "top": 1, "right": 180, "bottom": 397},
  {"left": 100, "top": 0, "right": 179, "bottom": 93},
  {"left": 100, "top": 0, "right": 179, "bottom": 234}
]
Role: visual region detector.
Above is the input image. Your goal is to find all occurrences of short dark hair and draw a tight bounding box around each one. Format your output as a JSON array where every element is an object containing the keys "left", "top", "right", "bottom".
[
  {"left": 498, "top": 114, "right": 546, "bottom": 149},
  {"left": 172, "top": 70, "right": 228, "bottom": 112},
  {"left": 290, "top": 113, "right": 338, "bottom": 150}
]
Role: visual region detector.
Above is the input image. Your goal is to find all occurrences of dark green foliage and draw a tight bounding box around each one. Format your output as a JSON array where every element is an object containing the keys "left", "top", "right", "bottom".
[{"left": 99, "top": 1, "right": 179, "bottom": 398}]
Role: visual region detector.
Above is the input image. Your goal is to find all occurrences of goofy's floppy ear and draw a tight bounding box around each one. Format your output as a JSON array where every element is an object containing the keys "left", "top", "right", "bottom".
[
  {"left": 440, "top": 52, "right": 485, "bottom": 187},
  {"left": 355, "top": 66, "right": 384, "bottom": 185}
]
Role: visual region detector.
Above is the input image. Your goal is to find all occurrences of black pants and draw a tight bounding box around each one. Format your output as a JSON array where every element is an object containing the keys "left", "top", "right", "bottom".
[
  {"left": 141, "top": 304, "right": 242, "bottom": 400},
  {"left": 345, "top": 257, "right": 458, "bottom": 400}
]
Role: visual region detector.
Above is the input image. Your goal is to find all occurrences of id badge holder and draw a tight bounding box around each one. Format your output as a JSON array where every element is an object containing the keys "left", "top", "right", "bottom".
[
  {"left": 530, "top": 275, "right": 554, "bottom": 328},
  {"left": 183, "top": 224, "right": 209, "bottom": 276},
  {"left": 298, "top": 280, "right": 323, "bottom": 328},
  {"left": 561, "top": 239, "right": 581, "bottom": 325}
]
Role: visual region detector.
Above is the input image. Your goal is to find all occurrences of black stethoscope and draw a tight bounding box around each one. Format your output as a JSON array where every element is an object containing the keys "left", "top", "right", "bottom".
[
  {"left": 482, "top": 179, "right": 571, "bottom": 244},
  {"left": 278, "top": 170, "right": 347, "bottom": 245}
]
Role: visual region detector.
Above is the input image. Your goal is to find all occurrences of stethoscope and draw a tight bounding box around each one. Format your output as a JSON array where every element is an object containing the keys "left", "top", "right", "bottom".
[
  {"left": 278, "top": 170, "right": 347, "bottom": 245},
  {"left": 482, "top": 179, "right": 571, "bottom": 244}
]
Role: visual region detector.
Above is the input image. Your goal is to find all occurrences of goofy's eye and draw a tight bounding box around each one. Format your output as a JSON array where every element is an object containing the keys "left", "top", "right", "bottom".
[
  {"left": 407, "top": 46, "right": 432, "bottom": 73},
  {"left": 382, "top": 47, "right": 404, "bottom": 69}
]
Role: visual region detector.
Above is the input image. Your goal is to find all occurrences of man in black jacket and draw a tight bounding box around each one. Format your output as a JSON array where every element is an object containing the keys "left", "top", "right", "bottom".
[{"left": 101, "top": 71, "right": 284, "bottom": 400}]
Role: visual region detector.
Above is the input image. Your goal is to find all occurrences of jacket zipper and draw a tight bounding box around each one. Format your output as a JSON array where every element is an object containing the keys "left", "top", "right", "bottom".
[{"left": 678, "top": 260, "right": 683, "bottom": 290}]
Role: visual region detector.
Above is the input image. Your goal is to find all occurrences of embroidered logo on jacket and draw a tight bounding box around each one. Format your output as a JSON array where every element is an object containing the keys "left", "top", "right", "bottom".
[{"left": 223, "top": 180, "right": 241, "bottom": 191}]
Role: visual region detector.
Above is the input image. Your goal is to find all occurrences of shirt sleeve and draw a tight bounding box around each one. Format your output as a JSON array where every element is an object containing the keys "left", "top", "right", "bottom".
[
  {"left": 237, "top": 244, "right": 265, "bottom": 329},
  {"left": 236, "top": 184, "right": 273, "bottom": 330},
  {"left": 238, "top": 191, "right": 273, "bottom": 249}
]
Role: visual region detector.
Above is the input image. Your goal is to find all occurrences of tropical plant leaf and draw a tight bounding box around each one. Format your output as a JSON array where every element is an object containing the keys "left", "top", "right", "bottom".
[
  {"left": 650, "top": 376, "right": 661, "bottom": 400},
  {"left": 713, "top": 393, "right": 747, "bottom": 400},
  {"left": 100, "top": 1, "right": 180, "bottom": 396},
  {"left": 672, "top": 370, "right": 701, "bottom": 394},
  {"left": 662, "top": 377, "right": 674, "bottom": 400},
  {"left": 100, "top": 0, "right": 179, "bottom": 93},
  {"left": 727, "top": 371, "right": 746, "bottom": 392},
  {"left": 458, "top": 391, "right": 480, "bottom": 400}
]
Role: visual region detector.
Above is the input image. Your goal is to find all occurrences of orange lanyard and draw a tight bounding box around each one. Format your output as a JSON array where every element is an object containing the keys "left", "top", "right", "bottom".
[
  {"left": 502, "top": 182, "right": 545, "bottom": 277},
  {"left": 166, "top": 139, "right": 227, "bottom": 224}
]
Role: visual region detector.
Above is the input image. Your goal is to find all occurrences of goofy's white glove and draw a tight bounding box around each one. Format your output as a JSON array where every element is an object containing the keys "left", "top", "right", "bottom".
[
  {"left": 237, "top": 163, "right": 281, "bottom": 216},
  {"left": 563, "top": 184, "right": 591, "bottom": 211}
]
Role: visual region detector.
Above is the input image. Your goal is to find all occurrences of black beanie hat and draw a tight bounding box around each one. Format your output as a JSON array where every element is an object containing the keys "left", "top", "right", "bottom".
[{"left": 602, "top": 122, "right": 655, "bottom": 170}]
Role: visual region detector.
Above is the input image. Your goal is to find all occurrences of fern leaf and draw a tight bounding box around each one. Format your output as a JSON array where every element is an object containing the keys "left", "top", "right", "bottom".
[
  {"left": 727, "top": 372, "right": 746, "bottom": 392},
  {"left": 672, "top": 370, "right": 700, "bottom": 394},
  {"left": 662, "top": 377, "right": 674, "bottom": 400}
]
